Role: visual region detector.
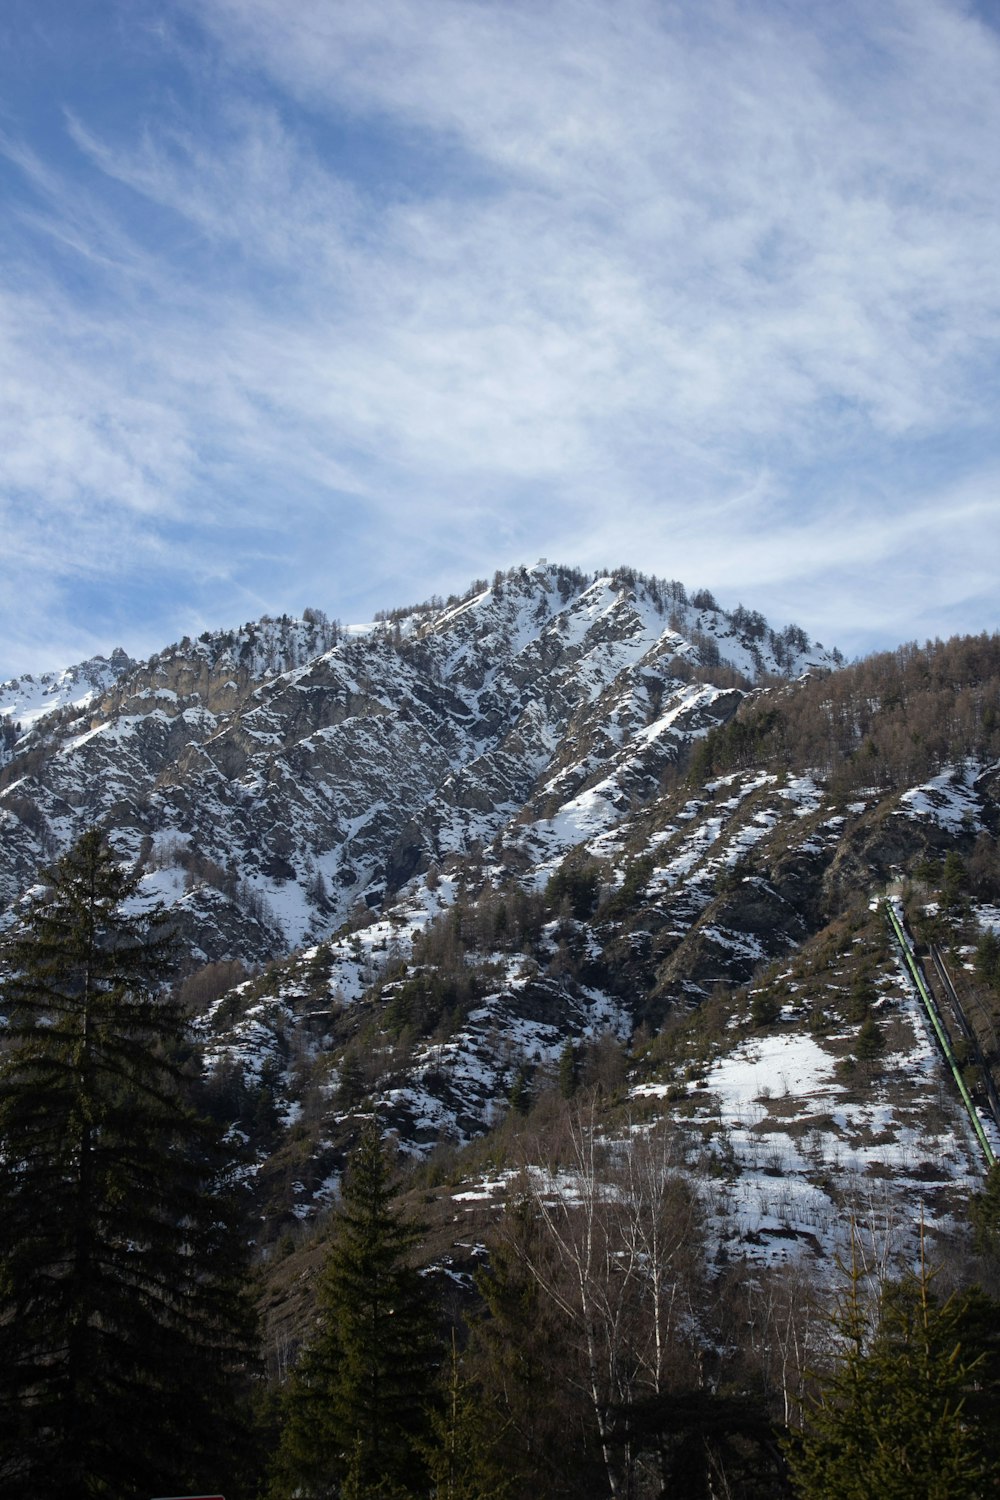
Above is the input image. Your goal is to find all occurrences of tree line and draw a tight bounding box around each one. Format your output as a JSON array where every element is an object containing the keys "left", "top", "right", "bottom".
[{"left": 689, "top": 632, "right": 1000, "bottom": 795}]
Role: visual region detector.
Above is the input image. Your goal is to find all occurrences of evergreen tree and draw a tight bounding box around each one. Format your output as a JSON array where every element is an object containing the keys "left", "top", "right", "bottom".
[
  {"left": 750, "top": 989, "right": 782, "bottom": 1028},
  {"left": 785, "top": 1238, "right": 997, "bottom": 1498},
  {"left": 0, "top": 828, "right": 257, "bottom": 1499},
  {"left": 507, "top": 1064, "right": 530, "bottom": 1116},
  {"left": 558, "top": 1039, "right": 578, "bottom": 1100},
  {"left": 420, "top": 1335, "right": 511, "bottom": 1500},
  {"left": 855, "top": 1011, "right": 886, "bottom": 1067},
  {"left": 974, "top": 930, "right": 1000, "bottom": 992},
  {"left": 971, "top": 1162, "right": 1000, "bottom": 1261},
  {"left": 941, "top": 850, "right": 968, "bottom": 912},
  {"left": 269, "top": 1117, "right": 439, "bottom": 1499}
]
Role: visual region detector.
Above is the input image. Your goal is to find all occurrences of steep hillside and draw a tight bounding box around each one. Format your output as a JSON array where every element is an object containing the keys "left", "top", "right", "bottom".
[
  {"left": 2, "top": 566, "right": 999, "bottom": 1285},
  {"left": 0, "top": 565, "right": 832, "bottom": 959}
]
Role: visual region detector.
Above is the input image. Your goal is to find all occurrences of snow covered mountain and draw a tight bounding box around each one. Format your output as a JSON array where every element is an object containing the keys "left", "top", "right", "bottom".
[
  {"left": 2, "top": 563, "right": 998, "bottom": 1276},
  {"left": 0, "top": 646, "right": 136, "bottom": 734},
  {"left": 0, "top": 565, "right": 835, "bottom": 957}
]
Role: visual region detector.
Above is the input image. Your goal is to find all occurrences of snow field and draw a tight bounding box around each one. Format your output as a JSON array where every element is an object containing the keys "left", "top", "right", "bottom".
[{"left": 633, "top": 967, "right": 985, "bottom": 1272}]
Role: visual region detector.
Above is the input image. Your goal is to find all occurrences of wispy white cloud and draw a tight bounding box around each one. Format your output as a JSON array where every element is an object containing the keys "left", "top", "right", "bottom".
[{"left": 1, "top": 0, "right": 998, "bottom": 675}]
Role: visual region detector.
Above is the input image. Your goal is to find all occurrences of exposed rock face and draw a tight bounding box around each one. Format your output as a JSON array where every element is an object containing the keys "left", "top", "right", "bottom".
[
  {"left": 5, "top": 564, "right": 996, "bottom": 1231},
  {"left": 0, "top": 567, "right": 835, "bottom": 962}
]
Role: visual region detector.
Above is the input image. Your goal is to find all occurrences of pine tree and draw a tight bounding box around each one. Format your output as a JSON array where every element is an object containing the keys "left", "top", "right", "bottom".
[
  {"left": 508, "top": 1064, "right": 530, "bottom": 1116},
  {"left": 974, "top": 930, "right": 1000, "bottom": 992},
  {"left": 942, "top": 850, "right": 968, "bottom": 912},
  {"left": 558, "top": 1039, "right": 578, "bottom": 1100},
  {"left": 0, "top": 828, "right": 258, "bottom": 1499},
  {"left": 269, "top": 1116, "right": 440, "bottom": 1498},
  {"left": 971, "top": 1162, "right": 1000, "bottom": 1260}
]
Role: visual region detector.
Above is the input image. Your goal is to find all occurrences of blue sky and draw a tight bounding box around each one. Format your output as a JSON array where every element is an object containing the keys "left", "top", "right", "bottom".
[{"left": 2, "top": 0, "right": 999, "bottom": 678}]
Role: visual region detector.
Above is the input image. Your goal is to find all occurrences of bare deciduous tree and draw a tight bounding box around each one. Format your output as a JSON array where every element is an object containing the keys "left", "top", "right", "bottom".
[{"left": 500, "top": 1105, "right": 704, "bottom": 1498}]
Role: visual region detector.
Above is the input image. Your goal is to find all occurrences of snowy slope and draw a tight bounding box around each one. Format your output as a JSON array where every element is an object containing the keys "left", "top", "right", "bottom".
[
  {"left": 0, "top": 565, "right": 836, "bottom": 955},
  {"left": 4, "top": 563, "right": 997, "bottom": 1268}
]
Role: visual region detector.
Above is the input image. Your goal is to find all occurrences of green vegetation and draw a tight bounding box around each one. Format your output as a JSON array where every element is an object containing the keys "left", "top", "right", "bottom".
[
  {"left": 786, "top": 1242, "right": 1000, "bottom": 1499},
  {"left": 268, "top": 1117, "right": 439, "bottom": 1499},
  {"left": 750, "top": 989, "right": 782, "bottom": 1028},
  {"left": 856, "top": 1011, "right": 887, "bottom": 1065},
  {"left": 975, "top": 930, "right": 1000, "bottom": 994},
  {"left": 545, "top": 857, "right": 602, "bottom": 919},
  {"left": 0, "top": 830, "right": 257, "bottom": 1499}
]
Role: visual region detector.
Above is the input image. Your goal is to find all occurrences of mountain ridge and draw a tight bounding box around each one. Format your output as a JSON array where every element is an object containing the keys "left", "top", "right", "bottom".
[
  {"left": 2, "top": 564, "right": 998, "bottom": 1284},
  {"left": 0, "top": 564, "right": 837, "bottom": 953}
]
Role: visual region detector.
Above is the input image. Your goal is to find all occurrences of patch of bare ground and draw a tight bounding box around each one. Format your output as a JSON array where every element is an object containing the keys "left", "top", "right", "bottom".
[{"left": 751, "top": 1093, "right": 810, "bottom": 1120}]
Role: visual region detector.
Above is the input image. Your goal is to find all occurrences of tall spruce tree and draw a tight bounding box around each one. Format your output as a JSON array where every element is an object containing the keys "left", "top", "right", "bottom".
[
  {"left": 419, "top": 1335, "right": 512, "bottom": 1500},
  {"left": 0, "top": 829, "right": 257, "bottom": 1499},
  {"left": 269, "top": 1116, "right": 439, "bottom": 1499},
  {"left": 785, "top": 1237, "right": 998, "bottom": 1499}
]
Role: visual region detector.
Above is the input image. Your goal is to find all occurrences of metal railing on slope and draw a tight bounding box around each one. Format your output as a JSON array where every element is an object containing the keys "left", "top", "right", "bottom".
[
  {"left": 883, "top": 898, "right": 996, "bottom": 1168},
  {"left": 929, "top": 942, "right": 1000, "bottom": 1133}
]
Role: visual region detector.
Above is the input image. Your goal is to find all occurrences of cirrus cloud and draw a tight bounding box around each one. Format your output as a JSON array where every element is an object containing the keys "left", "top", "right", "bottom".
[{"left": 1, "top": 0, "right": 998, "bottom": 674}]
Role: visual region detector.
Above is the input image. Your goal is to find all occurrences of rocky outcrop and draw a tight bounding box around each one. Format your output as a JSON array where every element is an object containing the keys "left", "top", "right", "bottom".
[{"left": 0, "top": 567, "right": 836, "bottom": 962}]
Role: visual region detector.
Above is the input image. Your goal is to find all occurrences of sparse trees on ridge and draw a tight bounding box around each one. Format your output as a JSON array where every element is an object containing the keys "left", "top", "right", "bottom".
[{"left": 689, "top": 632, "right": 1000, "bottom": 792}]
